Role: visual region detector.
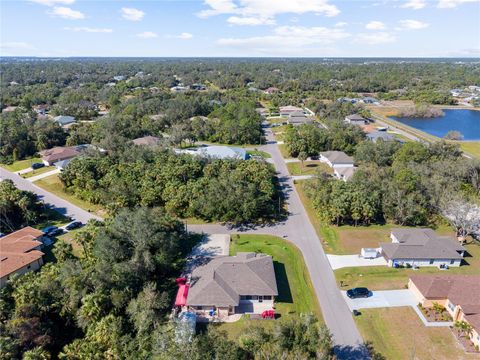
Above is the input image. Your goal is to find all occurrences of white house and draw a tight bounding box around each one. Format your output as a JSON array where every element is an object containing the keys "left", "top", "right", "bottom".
[{"left": 319, "top": 151, "right": 354, "bottom": 169}]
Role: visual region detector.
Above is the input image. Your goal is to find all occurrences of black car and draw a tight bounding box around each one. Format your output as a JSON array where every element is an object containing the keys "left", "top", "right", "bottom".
[
  {"left": 65, "top": 221, "right": 82, "bottom": 231},
  {"left": 346, "top": 287, "right": 370, "bottom": 299},
  {"left": 31, "top": 162, "right": 45, "bottom": 170},
  {"left": 47, "top": 228, "right": 63, "bottom": 237}
]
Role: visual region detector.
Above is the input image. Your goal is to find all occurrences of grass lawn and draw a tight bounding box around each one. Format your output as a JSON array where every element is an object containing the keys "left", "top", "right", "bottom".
[
  {"left": 1, "top": 157, "right": 42, "bottom": 172},
  {"left": 34, "top": 174, "right": 105, "bottom": 217},
  {"left": 247, "top": 149, "right": 272, "bottom": 158},
  {"left": 287, "top": 161, "right": 332, "bottom": 176},
  {"left": 214, "top": 234, "right": 322, "bottom": 338},
  {"left": 335, "top": 242, "right": 480, "bottom": 290},
  {"left": 278, "top": 143, "right": 291, "bottom": 159},
  {"left": 355, "top": 307, "right": 479, "bottom": 360},
  {"left": 459, "top": 142, "right": 480, "bottom": 158},
  {"left": 22, "top": 166, "right": 56, "bottom": 178},
  {"left": 57, "top": 229, "right": 84, "bottom": 257}
]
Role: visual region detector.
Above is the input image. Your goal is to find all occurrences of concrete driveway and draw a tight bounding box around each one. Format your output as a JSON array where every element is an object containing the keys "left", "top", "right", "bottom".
[
  {"left": 327, "top": 254, "right": 387, "bottom": 270},
  {"left": 342, "top": 289, "right": 417, "bottom": 311}
]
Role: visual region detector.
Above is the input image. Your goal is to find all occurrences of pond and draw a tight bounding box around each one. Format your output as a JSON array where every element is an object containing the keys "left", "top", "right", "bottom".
[{"left": 392, "top": 109, "right": 480, "bottom": 141}]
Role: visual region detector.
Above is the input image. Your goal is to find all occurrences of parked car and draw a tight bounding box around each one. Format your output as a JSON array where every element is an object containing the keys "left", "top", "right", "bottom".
[
  {"left": 346, "top": 287, "right": 370, "bottom": 299},
  {"left": 31, "top": 163, "right": 45, "bottom": 170},
  {"left": 65, "top": 221, "right": 82, "bottom": 231},
  {"left": 42, "top": 225, "right": 58, "bottom": 234},
  {"left": 47, "top": 228, "right": 63, "bottom": 237}
]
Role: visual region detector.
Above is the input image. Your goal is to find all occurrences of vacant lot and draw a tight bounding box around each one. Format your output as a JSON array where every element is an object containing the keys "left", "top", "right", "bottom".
[
  {"left": 355, "top": 307, "right": 479, "bottom": 360},
  {"left": 287, "top": 161, "right": 332, "bottom": 176},
  {"left": 215, "top": 234, "right": 322, "bottom": 338},
  {"left": 34, "top": 174, "right": 105, "bottom": 217},
  {"left": 460, "top": 142, "right": 480, "bottom": 158},
  {"left": 1, "top": 157, "right": 42, "bottom": 172}
]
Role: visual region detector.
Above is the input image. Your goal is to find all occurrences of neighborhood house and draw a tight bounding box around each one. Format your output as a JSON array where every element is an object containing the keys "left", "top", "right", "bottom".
[
  {"left": 132, "top": 135, "right": 161, "bottom": 146},
  {"left": 320, "top": 151, "right": 355, "bottom": 168},
  {"left": 177, "top": 145, "right": 248, "bottom": 160},
  {"left": 279, "top": 105, "right": 304, "bottom": 117},
  {"left": 39, "top": 144, "right": 95, "bottom": 168},
  {"left": 53, "top": 115, "right": 76, "bottom": 128},
  {"left": 344, "top": 114, "right": 367, "bottom": 126},
  {"left": 366, "top": 131, "right": 395, "bottom": 143},
  {"left": 184, "top": 252, "right": 278, "bottom": 317},
  {"left": 333, "top": 167, "right": 357, "bottom": 181},
  {"left": 409, "top": 275, "right": 480, "bottom": 348},
  {"left": 380, "top": 228, "right": 465, "bottom": 268},
  {"left": 0, "top": 227, "right": 45, "bottom": 288}
]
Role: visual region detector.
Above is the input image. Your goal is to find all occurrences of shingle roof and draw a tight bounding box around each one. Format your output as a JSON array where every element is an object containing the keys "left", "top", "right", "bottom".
[
  {"left": 186, "top": 252, "right": 278, "bottom": 307},
  {"left": 40, "top": 146, "right": 80, "bottom": 163},
  {"left": 320, "top": 151, "right": 354, "bottom": 165},
  {"left": 346, "top": 114, "right": 365, "bottom": 121},
  {"left": 367, "top": 132, "right": 395, "bottom": 142},
  {"left": 0, "top": 227, "right": 44, "bottom": 278},
  {"left": 132, "top": 136, "right": 161, "bottom": 146},
  {"left": 381, "top": 228, "right": 464, "bottom": 260},
  {"left": 54, "top": 115, "right": 76, "bottom": 125}
]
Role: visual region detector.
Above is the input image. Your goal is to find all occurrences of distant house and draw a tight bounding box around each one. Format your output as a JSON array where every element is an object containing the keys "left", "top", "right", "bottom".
[
  {"left": 39, "top": 144, "right": 95, "bottom": 167},
  {"left": 333, "top": 167, "right": 357, "bottom": 181},
  {"left": 366, "top": 131, "right": 395, "bottom": 143},
  {"left": 54, "top": 115, "right": 76, "bottom": 128},
  {"left": 0, "top": 227, "right": 45, "bottom": 288},
  {"left": 132, "top": 136, "right": 161, "bottom": 147},
  {"left": 113, "top": 75, "right": 125, "bottom": 81},
  {"left": 177, "top": 146, "right": 248, "bottom": 160},
  {"left": 263, "top": 87, "right": 279, "bottom": 95},
  {"left": 344, "top": 114, "right": 366, "bottom": 126},
  {"left": 33, "top": 104, "right": 50, "bottom": 116},
  {"left": 361, "top": 97, "right": 378, "bottom": 104},
  {"left": 287, "top": 111, "right": 313, "bottom": 126},
  {"left": 319, "top": 151, "right": 354, "bottom": 168},
  {"left": 279, "top": 105, "right": 303, "bottom": 117},
  {"left": 170, "top": 86, "right": 189, "bottom": 92},
  {"left": 185, "top": 252, "right": 278, "bottom": 317},
  {"left": 380, "top": 228, "right": 465, "bottom": 268},
  {"left": 191, "top": 84, "right": 206, "bottom": 91},
  {"left": 409, "top": 275, "right": 480, "bottom": 348}
]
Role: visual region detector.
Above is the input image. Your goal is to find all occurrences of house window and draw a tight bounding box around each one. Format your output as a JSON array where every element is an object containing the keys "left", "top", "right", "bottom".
[
  {"left": 245, "top": 296, "right": 252, "bottom": 300},
  {"left": 27, "top": 265, "right": 31, "bottom": 269},
  {"left": 429, "top": 259, "right": 434, "bottom": 265},
  {"left": 448, "top": 302, "right": 455, "bottom": 312},
  {"left": 450, "top": 260, "right": 455, "bottom": 265},
  {"left": 263, "top": 296, "right": 272, "bottom": 300},
  {"left": 240, "top": 296, "right": 247, "bottom": 300}
]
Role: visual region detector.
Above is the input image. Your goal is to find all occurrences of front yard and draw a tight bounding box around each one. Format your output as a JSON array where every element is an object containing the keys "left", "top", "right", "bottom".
[
  {"left": 1, "top": 157, "right": 43, "bottom": 172},
  {"left": 22, "top": 166, "right": 55, "bottom": 178},
  {"left": 213, "top": 234, "right": 322, "bottom": 339},
  {"left": 355, "top": 307, "right": 479, "bottom": 360},
  {"left": 287, "top": 161, "right": 332, "bottom": 176}
]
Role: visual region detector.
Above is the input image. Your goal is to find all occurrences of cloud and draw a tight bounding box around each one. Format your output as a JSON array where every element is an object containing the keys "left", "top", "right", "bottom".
[
  {"left": 137, "top": 31, "right": 158, "bottom": 38},
  {"left": 121, "top": 7, "right": 145, "bottom": 21},
  {"left": 401, "top": 0, "right": 427, "bottom": 9},
  {"left": 218, "top": 25, "right": 349, "bottom": 53},
  {"left": 365, "top": 21, "right": 386, "bottom": 30},
  {"left": 397, "top": 19, "right": 429, "bottom": 29},
  {"left": 355, "top": 32, "right": 396, "bottom": 45},
  {"left": 29, "top": 0, "right": 75, "bottom": 6},
  {"left": 48, "top": 6, "right": 84, "bottom": 19},
  {"left": 0, "top": 42, "right": 36, "bottom": 50},
  {"left": 334, "top": 22, "right": 348, "bottom": 27},
  {"left": 177, "top": 32, "right": 193, "bottom": 39},
  {"left": 438, "top": 0, "right": 479, "bottom": 8},
  {"left": 199, "top": 0, "right": 340, "bottom": 26},
  {"left": 65, "top": 27, "right": 113, "bottom": 33}
]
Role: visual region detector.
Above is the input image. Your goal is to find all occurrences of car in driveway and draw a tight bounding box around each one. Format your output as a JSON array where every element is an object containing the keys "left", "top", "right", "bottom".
[
  {"left": 42, "top": 225, "right": 58, "bottom": 234},
  {"left": 47, "top": 228, "right": 64, "bottom": 237},
  {"left": 31, "top": 162, "right": 45, "bottom": 170},
  {"left": 347, "top": 287, "right": 370, "bottom": 299},
  {"left": 65, "top": 221, "right": 82, "bottom": 231}
]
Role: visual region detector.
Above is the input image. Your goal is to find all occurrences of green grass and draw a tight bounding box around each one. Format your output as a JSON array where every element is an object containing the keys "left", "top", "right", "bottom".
[
  {"left": 278, "top": 143, "right": 290, "bottom": 158},
  {"left": 460, "top": 142, "right": 480, "bottom": 158},
  {"left": 247, "top": 149, "right": 272, "bottom": 158},
  {"left": 34, "top": 174, "right": 105, "bottom": 217},
  {"left": 57, "top": 229, "right": 83, "bottom": 258},
  {"left": 22, "top": 166, "right": 56, "bottom": 178},
  {"left": 1, "top": 157, "right": 42, "bottom": 172},
  {"left": 355, "top": 307, "right": 480, "bottom": 360},
  {"left": 287, "top": 161, "right": 332, "bottom": 176}
]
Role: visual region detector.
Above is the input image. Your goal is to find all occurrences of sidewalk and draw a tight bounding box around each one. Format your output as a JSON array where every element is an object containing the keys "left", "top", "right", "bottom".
[{"left": 26, "top": 168, "right": 60, "bottom": 182}]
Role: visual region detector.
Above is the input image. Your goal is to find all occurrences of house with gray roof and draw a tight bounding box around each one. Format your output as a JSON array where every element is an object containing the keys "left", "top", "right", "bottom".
[
  {"left": 366, "top": 131, "right": 395, "bottom": 143},
  {"left": 320, "top": 151, "right": 354, "bottom": 169},
  {"left": 53, "top": 115, "right": 76, "bottom": 128},
  {"left": 177, "top": 145, "right": 248, "bottom": 160},
  {"left": 380, "top": 228, "right": 465, "bottom": 268},
  {"left": 334, "top": 167, "right": 357, "bottom": 181},
  {"left": 186, "top": 252, "right": 278, "bottom": 316},
  {"left": 132, "top": 135, "right": 161, "bottom": 146},
  {"left": 344, "top": 114, "right": 366, "bottom": 126}
]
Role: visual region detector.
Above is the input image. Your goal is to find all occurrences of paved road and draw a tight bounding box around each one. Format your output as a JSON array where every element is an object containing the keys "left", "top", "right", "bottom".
[
  {"left": 0, "top": 167, "right": 102, "bottom": 224},
  {"left": 191, "top": 127, "right": 368, "bottom": 359}
]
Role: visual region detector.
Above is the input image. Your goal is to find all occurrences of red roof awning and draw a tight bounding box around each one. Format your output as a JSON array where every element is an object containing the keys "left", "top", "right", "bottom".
[{"left": 175, "top": 283, "right": 189, "bottom": 307}]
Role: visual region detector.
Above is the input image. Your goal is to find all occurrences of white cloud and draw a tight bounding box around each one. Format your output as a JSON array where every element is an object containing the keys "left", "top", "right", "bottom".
[
  {"left": 366, "top": 21, "right": 386, "bottom": 30},
  {"left": 355, "top": 32, "right": 396, "bottom": 45},
  {"left": 398, "top": 19, "right": 429, "bottom": 29},
  {"left": 137, "top": 31, "right": 158, "bottom": 38},
  {"left": 65, "top": 27, "right": 113, "bottom": 33},
  {"left": 334, "top": 22, "right": 348, "bottom": 27},
  {"left": 48, "top": 6, "right": 84, "bottom": 19},
  {"left": 29, "top": 0, "right": 75, "bottom": 6},
  {"left": 199, "top": 0, "right": 340, "bottom": 26},
  {"left": 401, "top": 0, "right": 427, "bottom": 9},
  {"left": 438, "top": 0, "right": 479, "bottom": 8},
  {"left": 177, "top": 32, "right": 193, "bottom": 39},
  {"left": 121, "top": 7, "right": 145, "bottom": 21}
]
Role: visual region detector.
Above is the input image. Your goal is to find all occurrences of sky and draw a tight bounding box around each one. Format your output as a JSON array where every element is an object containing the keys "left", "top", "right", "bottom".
[{"left": 1, "top": 0, "right": 479, "bottom": 57}]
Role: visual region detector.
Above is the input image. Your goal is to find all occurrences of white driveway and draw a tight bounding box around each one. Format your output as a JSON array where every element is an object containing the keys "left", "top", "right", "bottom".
[
  {"left": 292, "top": 175, "right": 315, "bottom": 181},
  {"left": 27, "top": 168, "right": 60, "bottom": 182},
  {"left": 342, "top": 289, "right": 417, "bottom": 311},
  {"left": 327, "top": 254, "right": 387, "bottom": 270}
]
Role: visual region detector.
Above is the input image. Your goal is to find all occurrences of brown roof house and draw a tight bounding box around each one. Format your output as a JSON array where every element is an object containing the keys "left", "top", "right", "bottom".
[
  {"left": 132, "top": 135, "right": 161, "bottom": 146},
  {"left": 320, "top": 151, "right": 355, "bottom": 169},
  {"left": 409, "top": 275, "right": 480, "bottom": 348},
  {"left": 380, "top": 228, "right": 465, "bottom": 268},
  {"left": 186, "top": 252, "right": 278, "bottom": 318},
  {"left": 39, "top": 144, "right": 95, "bottom": 168},
  {"left": 0, "top": 227, "right": 45, "bottom": 288}
]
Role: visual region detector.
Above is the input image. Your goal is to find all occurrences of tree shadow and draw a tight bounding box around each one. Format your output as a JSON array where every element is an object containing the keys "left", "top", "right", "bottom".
[{"left": 334, "top": 344, "right": 372, "bottom": 360}]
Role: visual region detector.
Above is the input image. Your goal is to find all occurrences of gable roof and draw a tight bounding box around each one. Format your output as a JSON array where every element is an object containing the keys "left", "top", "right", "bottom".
[
  {"left": 367, "top": 132, "right": 395, "bottom": 142},
  {"left": 381, "top": 228, "right": 465, "bottom": 260},
  {"left": 186, "top": 252, "right": 278, "bottom": 307},
  {"left": 54, "top": 115, "right": 76, "bottom": 125},
  {"left": 346, "top": 114, "right": 365, "bottom": 121},
  {"left": 40, "top": 146, "right": 81, "bottom": 163},
  {"left": 132, "top": 136, "right": 161, "bottom": 146},
  {"left": 320, "top": 151, "right": 354, "bottom": 165},
  {"left": 0, "top": 227, "right": 44, "bottom": 278}
]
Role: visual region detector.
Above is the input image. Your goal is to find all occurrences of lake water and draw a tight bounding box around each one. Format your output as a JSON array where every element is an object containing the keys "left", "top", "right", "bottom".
[{"left": 392, "top": 109, "right": 480, "bottom": 141}]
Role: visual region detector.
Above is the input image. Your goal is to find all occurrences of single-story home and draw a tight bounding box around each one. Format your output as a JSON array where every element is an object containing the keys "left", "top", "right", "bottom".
[
  {"left": 320, "top": 151, "right": 355, "bottom": 168},
  {"left": 177, "top": 146, "right": 248, "bottom": 160},
  {"left": 33, "top": 104, "right": 50, "bottom": 116},
  {"left": 0, "top": 227, "right": 45, "bottom": 288},
  {"left": 366, "top": 131, "right": 395, "bottom": 143},
  {"left": 185, "top": 252, "right": 278, "bottom": 317},
  {"left": 40, "top": 144, "right": 96, "bottom": 166},
  {"left": 334, "top": 167, "right": 357, "bottom": 181},
  {"left": 263, "top": 87, "right": 279, "bottom": 94},
  {"left": 287, "top": 111, "right": 313, "bottom": 126},
  {"left": 54, "top": 115, "right": 76, "bottom": 128},
  {"left": 344, "top": 114, "right": 366, "bottom": 126},
  {"left": 380, "top": 228, "right": 465, "bottom": 268},
  {"left": 132, "top": 135, "right": 161, "bottom": 146},
  {"left": 279, "top": 105, "right": 304, "bottom": 117},
  {"left": 409, "top": 275, "right": 480, "bottom": 348}
]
